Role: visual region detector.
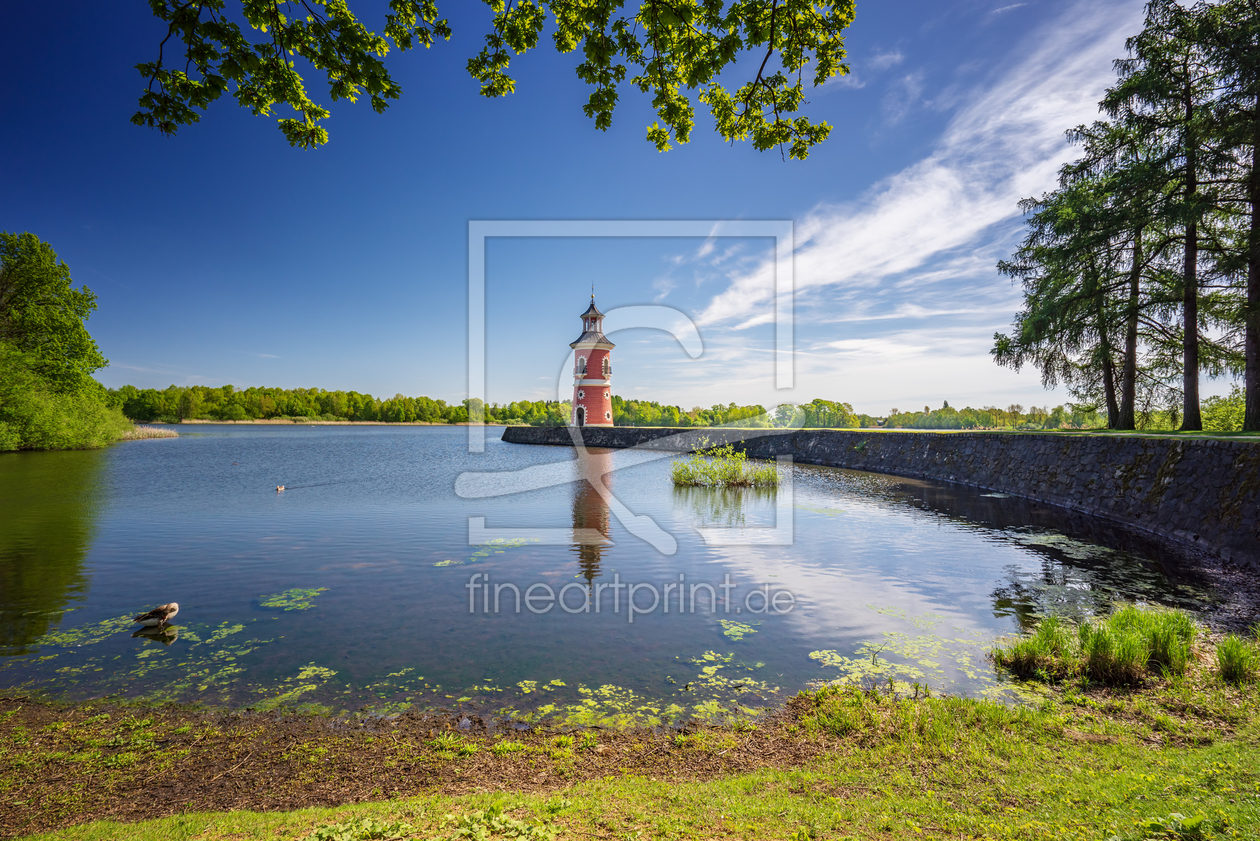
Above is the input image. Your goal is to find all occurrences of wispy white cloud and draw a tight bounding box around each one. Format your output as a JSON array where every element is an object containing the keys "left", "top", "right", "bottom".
[
  {"left": 112, "top": 363, "right": 180, "bottom": 375},
  {"left": 110, "top": 363, "right": 220, "bottom": 387},
  {"left": 880, "top": 71, "right": 926, "bottom": 125},
  {"left": 822, "top": 49, "right": 904, "bottom": 92},
  {"left": 695, "top": 0, "right": 1142, "bottom": 331},
  {"left": 815, "top": 304, "right": 1013, "bottom": 324},
  {"left": 652, "top": 275, "right": 676, "bottom": 301},
  {"left": 624, "top": 0, "right": 1146, "bottom": 413},
  {"left": 870, "top": 50, "right": 906, "bottom": 69},
  {"left": 992, "top": 3, "right": 1028, "bottom": 14},
  {"left": 815, "top": 337, "right": 932, "bottom": 360},
  {"left": 823, "top": 73, "right": 866, "bottom": 90}
]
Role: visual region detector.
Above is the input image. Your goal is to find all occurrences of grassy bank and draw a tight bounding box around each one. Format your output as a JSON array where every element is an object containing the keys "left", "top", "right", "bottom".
[{"left": 5, "top": 622, "right": 1259, "bottom": 841}]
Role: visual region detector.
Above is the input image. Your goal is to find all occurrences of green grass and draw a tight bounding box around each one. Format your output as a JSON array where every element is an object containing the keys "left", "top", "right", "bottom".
[
  {"left": 17, "top": 676, "right": 1260, "bottom": 841},
  {"left": 671, "top": 443, "right": 779, "bottom": 487},
  {"left": 489, "top": 739, "right": 527, "bottom": 756},
  {"left": 1217, "top": 632, "right": 1260, "bottom": 685},
  {"left": 992, "top": 605, "right": 1197, "bottom": 684},
  {"left": 11, "top": 614, "right": 1260, "bottom": 841}
]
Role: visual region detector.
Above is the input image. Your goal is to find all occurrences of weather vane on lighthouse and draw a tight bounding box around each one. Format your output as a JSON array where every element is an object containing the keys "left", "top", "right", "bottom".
[{"left": 570, "top": 293, "right": 614, "bottom": 427}]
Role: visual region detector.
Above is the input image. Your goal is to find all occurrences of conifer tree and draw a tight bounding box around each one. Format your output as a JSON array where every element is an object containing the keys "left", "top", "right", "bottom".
[
  {"left": 1103, "top": 0, "right": 1224, "bottom": 430},
  {"left": 1200, "top": 0, "right": 1260, "bottom": 430}
]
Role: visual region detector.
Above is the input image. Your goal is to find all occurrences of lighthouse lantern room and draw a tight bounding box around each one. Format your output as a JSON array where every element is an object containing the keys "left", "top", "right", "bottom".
[{"left": 570, "top": 296, "right": 614, "bottom": 426}]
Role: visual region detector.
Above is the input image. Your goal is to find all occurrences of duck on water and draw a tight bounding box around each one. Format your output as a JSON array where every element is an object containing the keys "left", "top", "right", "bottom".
[{"left": 131, "top": 602, "right": 179, "bottom": 628}]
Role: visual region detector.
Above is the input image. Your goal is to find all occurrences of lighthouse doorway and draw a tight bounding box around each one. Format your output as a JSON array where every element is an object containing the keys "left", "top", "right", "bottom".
[{"left": 576, "top": 407, "right": 585, "bottom": 427}]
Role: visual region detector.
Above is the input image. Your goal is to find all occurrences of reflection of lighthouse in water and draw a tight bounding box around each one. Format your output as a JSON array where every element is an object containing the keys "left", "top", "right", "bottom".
[{"left": 570, "top": 448, "right": 613, "bottom": 585}]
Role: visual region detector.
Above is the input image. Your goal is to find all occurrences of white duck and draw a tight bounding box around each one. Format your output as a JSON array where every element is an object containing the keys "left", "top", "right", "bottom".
[{"left": 132, "top": 602, "right": 179, "bottom": 628}]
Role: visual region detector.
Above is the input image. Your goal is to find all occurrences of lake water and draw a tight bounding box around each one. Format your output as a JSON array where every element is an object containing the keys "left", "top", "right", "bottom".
[{"left": 0, "top": 425, "right": 1217, "bottom": 724}]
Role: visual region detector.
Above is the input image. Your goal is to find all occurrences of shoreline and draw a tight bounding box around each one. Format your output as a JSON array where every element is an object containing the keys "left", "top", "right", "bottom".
[
  {"left": 139, "top": 420, "right": 1259, "bottom": 439},
  {"left": 3, "top": 646, "right": 1257, "bottom": 840}
]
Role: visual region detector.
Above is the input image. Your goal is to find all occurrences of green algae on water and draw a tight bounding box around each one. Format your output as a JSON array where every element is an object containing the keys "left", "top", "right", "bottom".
[
  {"left": 254, "top": 663, "right": 339, "bottom": 712},
  {"left": 33, "top": 616, "right": 132, "bottom": 648},
  {"left": 810, "top": 607, "right": 1019, "bottom": 701},
  {"left": 795, "top": 503, "right": 846, "bottom": 517},
  {"left": 258, "top": 588, "right": 328, "bottom": 611},
  {"left": 718, "top": 620, "right": 760, "bottom": 640},
  {"left": 433, "top": 537, "right": 537, "bottom": 568}
]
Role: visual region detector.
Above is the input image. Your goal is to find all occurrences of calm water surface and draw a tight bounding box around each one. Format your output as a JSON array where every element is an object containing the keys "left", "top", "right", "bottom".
[{"left": 0, "top": 425, "right": 1217, "bottom": 723}]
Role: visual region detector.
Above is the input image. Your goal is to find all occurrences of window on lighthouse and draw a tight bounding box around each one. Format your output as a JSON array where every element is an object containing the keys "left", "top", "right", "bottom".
[
  {"left": 602, "top": 358, "right": 610, "bottom": 377},
  {"left": 577, "top": 357, "right": 587, "bottom": 374},
  {"left": 578, "top": 390, "right": 585, "bottom": 399}
]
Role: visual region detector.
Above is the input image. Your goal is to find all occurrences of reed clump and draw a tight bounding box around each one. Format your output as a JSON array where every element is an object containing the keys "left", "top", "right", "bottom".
[
  {"left": 670, "top": 443, "right": 778, "bottom": 487},
  {"left": 992, "top": 604, "right": 1197, "bottom": 685},
  {"left": 120, "top": 424, "right": 179, "bottom": 440}
]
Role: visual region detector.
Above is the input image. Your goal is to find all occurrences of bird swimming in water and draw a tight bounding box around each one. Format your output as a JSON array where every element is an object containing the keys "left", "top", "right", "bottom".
[
  {"left": 132, "top": 602, "right": 179, "bottom": 628},
  {"left": 276, "top": 485, "right": 285, "bottom": 492}
]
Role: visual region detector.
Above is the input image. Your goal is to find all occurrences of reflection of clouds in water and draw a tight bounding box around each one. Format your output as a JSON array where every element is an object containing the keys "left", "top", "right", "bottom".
[
  {"left": 703, "top": 540, "right": 1004, "bottom": 701},
  {"left": 703, "top": 463, "right": 1218, "bottom": 699}
]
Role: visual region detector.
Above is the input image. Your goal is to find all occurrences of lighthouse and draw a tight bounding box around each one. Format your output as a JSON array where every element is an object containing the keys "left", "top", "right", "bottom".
[{"left": 570, "top": 296, "right": 614, "bottom": 427}]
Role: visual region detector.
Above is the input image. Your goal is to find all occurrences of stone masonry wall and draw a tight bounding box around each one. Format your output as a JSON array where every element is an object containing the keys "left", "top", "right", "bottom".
[{"left": 501, "top": 425, "right": 1260, "bottom": 570}]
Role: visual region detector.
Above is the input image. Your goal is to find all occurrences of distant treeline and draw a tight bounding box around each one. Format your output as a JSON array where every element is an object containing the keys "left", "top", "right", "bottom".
[
  {"left": 107, "top": 385, "right": 1254, "bottom": 432},
  {"left": 110, "top": 384, "right": 474, "bottom": 424},
  {"left": 108, "top": 385, "right": 780, "bottom": 427},
  {"left": 884, "top": 402, "right": 1100, "bottom": 431}
]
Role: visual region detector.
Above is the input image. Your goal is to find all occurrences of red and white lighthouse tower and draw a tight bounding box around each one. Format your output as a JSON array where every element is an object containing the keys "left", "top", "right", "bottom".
[{"left": 570, "top": 296, "right": 614, "bottom": 427}]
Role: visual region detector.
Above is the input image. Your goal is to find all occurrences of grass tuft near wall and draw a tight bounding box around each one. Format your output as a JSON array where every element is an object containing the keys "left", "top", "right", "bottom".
[
  {"left": 1216, "top": 630, "right": 1260, "bottom": 685},
  {"left": 992, "top": 605, "right": 1198, "bottom": 684}
]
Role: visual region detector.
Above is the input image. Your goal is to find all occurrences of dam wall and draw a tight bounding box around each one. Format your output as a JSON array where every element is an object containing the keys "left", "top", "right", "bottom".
[{"left": 501, "top": 425, "right": 1260, "bottom": 570}]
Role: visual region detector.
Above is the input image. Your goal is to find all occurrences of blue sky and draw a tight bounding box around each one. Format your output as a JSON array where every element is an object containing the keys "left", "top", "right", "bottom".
[{"left": 5, "top": 0, "right": 1222, "bottom": 416}]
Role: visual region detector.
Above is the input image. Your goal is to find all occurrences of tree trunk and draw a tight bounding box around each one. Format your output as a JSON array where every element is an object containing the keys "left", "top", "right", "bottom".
[
  {"left": 1181, "top": 81, "right": 1203, "bottom": 430},
  {"left": 1094, "top": 269, "right": 1120, "bottom": 427},
  {"left": 1246, "top": 97, "right": 1260, "bottom": 431},
  {"left": 1119, "top": 229, "right": 1142, "bottom": 430},
  {"left": 1101, "top": 348, "right": 1120, "bottom": 428},
  {"left": 1182, "top": 219, "right": 1202, "bottom": 429}
]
